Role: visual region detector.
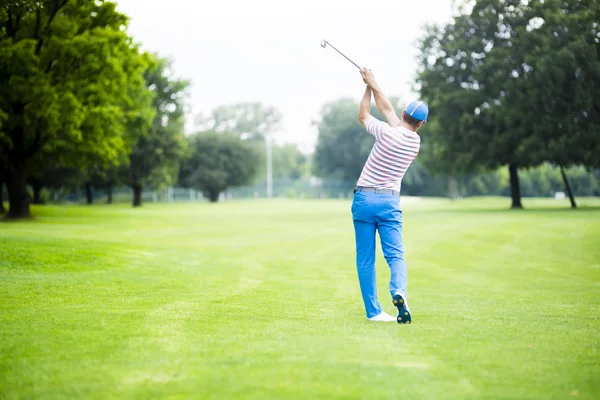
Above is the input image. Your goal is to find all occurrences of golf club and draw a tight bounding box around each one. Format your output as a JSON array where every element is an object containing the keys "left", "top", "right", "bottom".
[{"left": 321, "top": 39, "right": 361, "bottom": 70}]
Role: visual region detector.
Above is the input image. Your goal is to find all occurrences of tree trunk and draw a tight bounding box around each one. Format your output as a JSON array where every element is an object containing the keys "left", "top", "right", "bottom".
[
  {"left": 207, "top": 190, "right": 220, "bottom": 203},
  {"left": 31, "top": 182, "right": 43, "bottom": 204},
  {"left": 448, "top": 174, "right": 456, "bottom": 200},
  {"left": 107, "top": 186, "right": 113, "bottom": 204},
  {"left": 132, "top": 183, "right": 142, "bottom": 207},
  {"left": 559, "top": 165, "right": 577, "bottom": 209},
  {"left": 0, "top": 180, "right": 5, "bottom": 213},
  {"left": 85, "top": 182, "right": 93, "bottom": 205},
  {"left": 6, "top": 160, "right": 32, "bottom": 219},
  {"left": 508, "top": 163, "right": 523, "bottom": 209}
]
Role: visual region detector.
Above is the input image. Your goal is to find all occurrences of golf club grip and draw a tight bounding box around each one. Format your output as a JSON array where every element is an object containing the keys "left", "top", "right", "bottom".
[{"left": 326, "top": 42, "right": 361, "bottom": 70}]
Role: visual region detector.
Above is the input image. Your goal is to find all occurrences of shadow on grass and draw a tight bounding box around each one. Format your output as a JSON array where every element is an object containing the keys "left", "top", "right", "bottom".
[
  {"left": 473, "top": 206, "right": 597, "bottom": 213},
  {"left": 0, "top": 204, "right": 36, "bottom": 222},
  {"left": 412, "top": 197, "right": 600, "bottom": 214},
  {"left": 426, "top": 205, "right": 600, "bottom": 215},
  {"left": 1, "top": 215, "right": 36, "bottom": 222}
]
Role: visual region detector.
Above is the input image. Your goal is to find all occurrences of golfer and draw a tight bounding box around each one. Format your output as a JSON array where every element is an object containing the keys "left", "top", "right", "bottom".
[{"left": 353, "top": 68, "right": 428, "bottom": 324}]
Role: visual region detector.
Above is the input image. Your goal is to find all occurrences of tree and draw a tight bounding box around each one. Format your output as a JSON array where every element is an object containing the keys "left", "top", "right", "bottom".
[
  {"left": 0, "top": 111, "right": 5, "bottom": 212},
  {"left": 179, "top": 132, "right": 259, "bottom": 202},
  {"left": 127, "top": 56, "right": 188, "bottom": 207},
  {"left": 0, "top": 0, "right": 152, "bottom": 218},
  {"left": 272, "top": 144, "right": 307, "bottom": 181},
  {"left": 313, "top": 98, "right": 375, "bottom": 183},
  {"left": 195, "top": 102, "right": 283, "bottom": 196},
  {"left": 90, "top": 161, "right": 125, "bottom": 204},
  {"left": 519, "top": 0, "right": 600, "bottom": 207},
  {"left": 417, "top": 5, "right": 529, "bottom": 208},
  {"left": 27, "top": 163, "right": 81, "bottom": 204},
  {"left": 417, "top": 0, "right": 600, "bottom": 209},
  {"left": 400, "top": 158, "right": 448, "bottom": 196},
  {"left": 0, "top": 162, "right": 5, "bottom": 213}
]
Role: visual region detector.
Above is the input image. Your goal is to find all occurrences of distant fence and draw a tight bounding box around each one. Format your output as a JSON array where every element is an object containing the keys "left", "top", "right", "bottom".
[
  {"left": 58, "top": 186, "right": 205, "bottom": 204},
  {"left": 17, "top": 178, "right": 358, "bottom": 205},
  {"left": 227, "top": 178, "right": 356, "bottom": 200},
  {"left": 3, "top": 173, "right": 596, "bottom": 205}
]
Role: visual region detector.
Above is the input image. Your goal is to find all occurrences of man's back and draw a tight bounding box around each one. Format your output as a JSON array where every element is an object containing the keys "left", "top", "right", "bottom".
[{"left": 357, "top": 116, "right": 421, "bottom": 192}]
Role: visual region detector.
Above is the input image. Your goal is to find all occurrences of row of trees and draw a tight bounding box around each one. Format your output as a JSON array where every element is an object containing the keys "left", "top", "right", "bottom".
[
  {"left": 0, "top": 1, "right": 306, "bottom": 219},
  {"left": 311, "top": 97, "right": 599, "bottom": 199},
  {"left": 2, "top": 0, "right": 598, "bottom": 218}
]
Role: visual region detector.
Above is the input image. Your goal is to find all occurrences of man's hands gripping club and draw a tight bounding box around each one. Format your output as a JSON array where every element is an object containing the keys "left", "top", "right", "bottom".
[
  {"left": 359, "top": 67, "right": 401, "bottom": 128},
  {"left": 360, "top": 68, "right": 378, "bottom": 88}
]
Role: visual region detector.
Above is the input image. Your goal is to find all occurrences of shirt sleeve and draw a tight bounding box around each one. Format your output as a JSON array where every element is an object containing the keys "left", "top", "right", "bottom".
[{"left": 365, "top": 115, "right": 389, "bottom": 140}]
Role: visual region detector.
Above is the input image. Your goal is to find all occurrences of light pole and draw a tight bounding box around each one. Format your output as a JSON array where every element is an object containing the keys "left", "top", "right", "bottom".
[{"left": 266, "top": 133, "right": 273, "bottom": 199}]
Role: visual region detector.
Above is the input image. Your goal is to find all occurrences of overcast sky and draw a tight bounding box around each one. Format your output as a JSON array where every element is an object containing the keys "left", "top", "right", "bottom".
[{"left": 114, "top": 0, "right": 455, "bottom": 151}]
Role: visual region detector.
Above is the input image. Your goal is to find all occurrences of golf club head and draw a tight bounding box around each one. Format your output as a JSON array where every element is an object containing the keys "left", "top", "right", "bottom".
[{"left": 320, "top": 39, "right": 361, "bottom": 71}]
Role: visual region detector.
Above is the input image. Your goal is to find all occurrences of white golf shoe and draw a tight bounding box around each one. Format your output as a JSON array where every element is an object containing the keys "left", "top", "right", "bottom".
[{"left": 367, "top": 311, "right": 397, "bottom": 322}]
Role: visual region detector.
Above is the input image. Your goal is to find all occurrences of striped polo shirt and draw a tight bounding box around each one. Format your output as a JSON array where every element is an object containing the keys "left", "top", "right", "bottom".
[{"left": 356, "top": 116, "right": 421, "bottom": 192}]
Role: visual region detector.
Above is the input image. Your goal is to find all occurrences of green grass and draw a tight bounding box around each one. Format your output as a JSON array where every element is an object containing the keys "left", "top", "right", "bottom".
[{"left": 1, "top": 197, "right": 599, "bottom": 399}]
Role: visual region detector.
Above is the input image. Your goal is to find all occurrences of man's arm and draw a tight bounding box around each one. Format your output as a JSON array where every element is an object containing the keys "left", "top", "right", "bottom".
[
  {"left": 358, "top": 84, "right": 390, "bottom": 140},
  {"left": 360, "top": 68, "right": 401, "bottom": 127},
  {"left": 358, "top": 85, "right": 372, "bottom": 127}
]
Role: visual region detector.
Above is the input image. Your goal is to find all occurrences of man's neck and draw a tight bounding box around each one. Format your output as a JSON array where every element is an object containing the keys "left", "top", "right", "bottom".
[{"left": 399, "top": 121, "right": 418, "bottom": 132}]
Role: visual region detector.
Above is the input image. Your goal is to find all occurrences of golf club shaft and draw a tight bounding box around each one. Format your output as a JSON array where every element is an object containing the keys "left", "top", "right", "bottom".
[{"left": 325, "top": 41, "right": 361, "bottom": 70}]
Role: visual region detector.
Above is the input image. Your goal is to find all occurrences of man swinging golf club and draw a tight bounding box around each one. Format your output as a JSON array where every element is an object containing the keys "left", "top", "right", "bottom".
[{"left": 353, "top": 68, "right": 428, "bottom": 324}]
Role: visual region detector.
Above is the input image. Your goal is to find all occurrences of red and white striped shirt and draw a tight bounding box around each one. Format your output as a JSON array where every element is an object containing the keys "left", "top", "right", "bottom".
[{"left": 356, "top": 116, "right": 421, "bottom": 192}]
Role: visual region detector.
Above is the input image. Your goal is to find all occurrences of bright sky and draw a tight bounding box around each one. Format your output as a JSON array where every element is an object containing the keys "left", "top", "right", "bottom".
[{"left": 114, "top": 0, "right": 455, "bottom": 152}]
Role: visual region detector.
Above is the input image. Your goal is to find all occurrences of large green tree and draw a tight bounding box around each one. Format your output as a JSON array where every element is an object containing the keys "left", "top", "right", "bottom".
[
  {"left": 0, "top": 0, "right": 152, "bottom": 218},
  {"left": 520, "top": 0, "right": 600, "bottom": 207},
  {"left": 417, "top": 0, "right": 600, "bottom": 208},
  {"left": 417, "top": 5, "right": 526, "bottom": 207},
  {"left": 0, "top": 110, "right": 5, "bottom": 212},
  {"left": 179, "top": 132, "right": 259, "bottom": 202},
  {"left": 0, "top": 161, "right": 5, "bottom": 213},
  {"left": 127, "top": 56, "right": 188, "bottom": 207}
]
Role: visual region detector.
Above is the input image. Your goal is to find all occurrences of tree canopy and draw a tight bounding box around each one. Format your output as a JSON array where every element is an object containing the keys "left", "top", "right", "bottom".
[
  {"left": 179, "top": 132, "right": 259, "bottom": 202},
  {"left": 127, "top": 55, "right": 189, "bottom": 206},
  {"left": 416, "top": 0, "right": 600, "bottom": 208},
  {"left": 0, "top": 0, "right": 153, "bottom": 218}
]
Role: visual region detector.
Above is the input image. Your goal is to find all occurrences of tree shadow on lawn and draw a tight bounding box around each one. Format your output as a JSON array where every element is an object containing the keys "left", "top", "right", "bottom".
[
  {"left": 1, "top": 213, "right": 35, "bottom": 222},
  {"left": 425, "top": 204, "right": 600, "bottom": 215}
]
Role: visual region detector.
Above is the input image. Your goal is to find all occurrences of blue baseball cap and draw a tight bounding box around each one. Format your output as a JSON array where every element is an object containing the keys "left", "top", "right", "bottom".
[{"left": 404, "top": 100, "right": 429, "bottom": 122}]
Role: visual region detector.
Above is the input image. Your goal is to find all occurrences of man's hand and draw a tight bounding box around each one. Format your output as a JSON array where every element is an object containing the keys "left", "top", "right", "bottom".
[{"left": 360, "top": 67, "right": 379, "bottom": 90}]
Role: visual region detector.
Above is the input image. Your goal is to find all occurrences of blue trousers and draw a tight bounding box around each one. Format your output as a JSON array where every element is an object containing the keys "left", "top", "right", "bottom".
[{"left": 351, "top": 190, "right": 407, "bottom": 318}]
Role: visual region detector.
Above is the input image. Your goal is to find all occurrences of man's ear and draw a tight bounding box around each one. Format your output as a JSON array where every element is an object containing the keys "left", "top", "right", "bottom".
[
  {"left": 401, "top": 111, "right": 406, "bottom": 121},
  {"left": 417, "top": 121, "right": 424, "bottom": 130}
]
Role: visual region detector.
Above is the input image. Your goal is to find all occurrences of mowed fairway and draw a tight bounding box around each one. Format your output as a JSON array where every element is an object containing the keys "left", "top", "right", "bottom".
[{"left": 1, "top": 198, "right": 599, "bottom": 399}]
